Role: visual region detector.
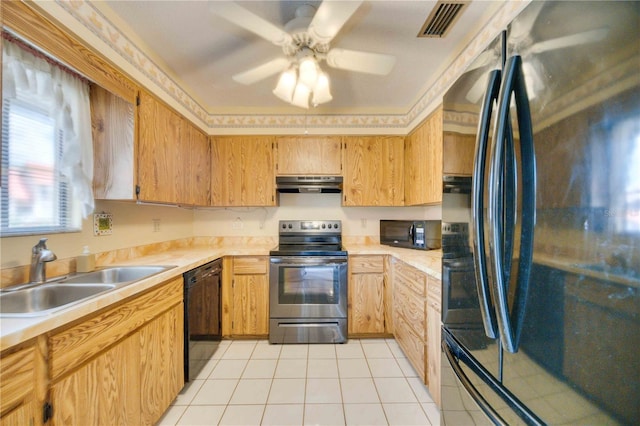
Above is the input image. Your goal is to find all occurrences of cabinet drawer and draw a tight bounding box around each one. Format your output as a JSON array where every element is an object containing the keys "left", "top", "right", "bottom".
[
  {"left": 49, "top": 278, "right": 182, "bottom": 381},
  {"left": 393, "top": 312, "right": 425, "bottom": 380},
  {"left": 394, "top": 280, "right": 426, "bottom": 340},
  {"left": 394, "top": 262, "right": 426, "bottom": 297},
  {"left": 233, "top": 257, "right": 268, "bottom": 274},
  {"left": 0, "top": 345, "right": 34, "bottom": 416},
  {"left": 350, "top": 255, "right": 384, "bottom": 274}
]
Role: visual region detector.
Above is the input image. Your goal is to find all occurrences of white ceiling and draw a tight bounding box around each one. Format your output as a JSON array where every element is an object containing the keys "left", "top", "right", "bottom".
[{"left": 94, "top": 1, "right": 502, "bottom": 117}]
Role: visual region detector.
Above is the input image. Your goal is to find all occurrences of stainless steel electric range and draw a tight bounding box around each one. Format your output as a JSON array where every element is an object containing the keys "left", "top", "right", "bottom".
[{"left": 269, "top": 220, "right": 348, "bottom": 344}]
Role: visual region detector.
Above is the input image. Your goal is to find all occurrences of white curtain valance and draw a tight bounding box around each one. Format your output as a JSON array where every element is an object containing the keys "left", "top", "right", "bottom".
[{"left": 2, "top": 35, "right": 94, "bottom": 218}]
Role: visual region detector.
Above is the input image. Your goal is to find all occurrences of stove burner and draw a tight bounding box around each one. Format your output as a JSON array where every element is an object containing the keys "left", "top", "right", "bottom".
[{"left": 270, "top": 220, "right": 346, "bottom": 257}]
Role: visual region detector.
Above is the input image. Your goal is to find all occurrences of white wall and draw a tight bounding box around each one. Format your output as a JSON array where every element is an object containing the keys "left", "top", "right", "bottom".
[
  {"left": 193, "top": 193, "right": 441, "bottom": 239},
  {"left": 0, "top": 200, "right": 194, "bottom": 268},
  {"left": 1, "top": 195, "right": 442, "bottom": 268}
]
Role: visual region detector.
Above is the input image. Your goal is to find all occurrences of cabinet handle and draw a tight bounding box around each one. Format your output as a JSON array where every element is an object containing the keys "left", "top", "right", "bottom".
[
  {"left": 488, "top": 55, "right": 536, "bottom": 354},
  {"left": 471, "top": 68, "right": 501, "bottom": 340}
]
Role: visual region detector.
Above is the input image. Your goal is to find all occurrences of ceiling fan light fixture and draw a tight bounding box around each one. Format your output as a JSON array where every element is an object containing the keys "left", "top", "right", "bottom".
[
  {"left": 298, "top": 56, "right": 319, "bottom": 89},
  {"left": 312, "top": 72, "right": 332, "bottom": 106},
  {"left": 291, "top": 83, "right": 311, "bottom": 109},
  {"left": 273, "top": 67, "right": 297, "bottom": 102}
]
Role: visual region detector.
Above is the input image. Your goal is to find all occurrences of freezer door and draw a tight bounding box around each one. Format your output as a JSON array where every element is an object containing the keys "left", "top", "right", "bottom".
[{"left": 501, "top": 1, "right": 640, "bottom": 424}]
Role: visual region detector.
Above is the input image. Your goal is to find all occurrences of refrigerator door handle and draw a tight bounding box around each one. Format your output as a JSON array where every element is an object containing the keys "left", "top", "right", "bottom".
[
  {"left": 472, "top": 68, "right": 502, "bottom": 339},
  {"left": 489, "top": 55, "right": 536, "bottom": 353}
]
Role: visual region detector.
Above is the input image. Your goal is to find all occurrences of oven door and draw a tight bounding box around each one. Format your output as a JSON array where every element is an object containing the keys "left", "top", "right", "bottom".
[{"left": 269, "top": 256, "right": 347, "bottom": 319}]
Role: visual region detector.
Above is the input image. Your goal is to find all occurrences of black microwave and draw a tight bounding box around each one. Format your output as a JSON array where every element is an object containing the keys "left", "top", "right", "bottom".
[{"left": 380, "top": 220, "right": 441, "bottom": 250}]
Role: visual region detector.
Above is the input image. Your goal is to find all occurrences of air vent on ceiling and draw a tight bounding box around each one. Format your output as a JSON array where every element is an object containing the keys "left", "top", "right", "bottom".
[{"left": 418, "top": 1, "right": 469, "bottom": 38}]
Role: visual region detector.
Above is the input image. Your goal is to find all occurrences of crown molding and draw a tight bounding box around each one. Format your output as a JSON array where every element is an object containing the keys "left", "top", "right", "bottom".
[{"left": 44, "top": 0, "right": 529, "bottom": 135}]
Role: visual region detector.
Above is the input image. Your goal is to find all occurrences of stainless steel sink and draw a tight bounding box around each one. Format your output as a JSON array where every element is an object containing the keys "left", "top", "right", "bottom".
[
  {"left": 61, "top": 265, "right": 173, "bottom": 284},
  {"left": 0, "top": 284, "right": 115, "bottom": 316},
  {"left": 0, "top": 265, "right": 175, "bottom": 317}
]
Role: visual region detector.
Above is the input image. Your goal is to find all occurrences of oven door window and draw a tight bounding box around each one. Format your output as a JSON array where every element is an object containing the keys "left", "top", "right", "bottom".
[{"left": 278, "top": 265, "right": 339, "bottom": 305}]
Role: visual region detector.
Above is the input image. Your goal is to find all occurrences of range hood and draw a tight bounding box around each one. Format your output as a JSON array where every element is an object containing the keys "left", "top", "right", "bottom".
[{"left": 276, "top": 176, "right": 343, "bottom": 193}]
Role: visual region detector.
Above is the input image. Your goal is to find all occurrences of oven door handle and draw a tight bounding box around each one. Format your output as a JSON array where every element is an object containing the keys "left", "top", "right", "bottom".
[{"left": 270, "top": 258, "right": 347, "bottom": 266}]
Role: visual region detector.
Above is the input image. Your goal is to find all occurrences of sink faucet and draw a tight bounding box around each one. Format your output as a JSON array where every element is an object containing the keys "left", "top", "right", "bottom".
[{"left": 29, "top": 238, "right": 57, "bottom": 284}]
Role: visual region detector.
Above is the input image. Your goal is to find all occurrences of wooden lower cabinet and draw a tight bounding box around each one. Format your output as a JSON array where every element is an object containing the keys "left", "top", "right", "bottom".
[
  {"left": 230, "top": 257, "right": 269, "bottom": 337},
  {"left": 48, "top": 278, "right": 184, "bottom": 425},
  {"left": 392, "top": 259, "right": 427, "bottom": 381},
  {"left": 426, "top": 275, "right": 442, "bottom": 407},
  {"left": 348, "top": 255, "right": 386, "bottom": 336},
  {"left": 0, "top": 338, "right": 45, "bottom": 426}
]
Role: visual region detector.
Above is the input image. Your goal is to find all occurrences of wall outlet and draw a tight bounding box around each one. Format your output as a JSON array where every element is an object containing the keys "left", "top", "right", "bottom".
[
  {"left": 361, "top": 218, "right": 367, "bottom": 228},
  {"left": 233, "top": 217, "right": 243, "bottom": 230},
  {"left": 152, "top": 218, "right": 161, "bottom": 232}
]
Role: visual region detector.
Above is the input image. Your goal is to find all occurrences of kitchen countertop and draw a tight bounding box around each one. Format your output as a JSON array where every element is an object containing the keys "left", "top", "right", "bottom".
[{"left": 0, "top": 242, "right": 442, "bottom": 351}]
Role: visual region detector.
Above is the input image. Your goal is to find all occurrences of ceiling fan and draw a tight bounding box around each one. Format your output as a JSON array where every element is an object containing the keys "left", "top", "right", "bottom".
[
  {"left": 209, "top": 1, "right": 396, "bottom": 108},
  {"left": 465, "top": 1, "right": 608, "bottom": 103}
]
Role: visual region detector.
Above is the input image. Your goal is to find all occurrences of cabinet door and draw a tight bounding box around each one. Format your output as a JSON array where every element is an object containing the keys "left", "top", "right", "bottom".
[
  {"left": 443, "top": 131, "right": 475, "bottom": 176},
  {"left": 343, "top": 136, "right": 404, "bottom": 206},
  {"left": 405, "top": 107, "right": 443, "bottom": 205},
  {"left": 232, "top": 257, "right": 269, "bottom": 336},
  {"left": 232, "top": 274, "right": 269, "bottom": 336},
  {"left": 348, "top": 256, "right": 385, "bottom": 335},
  {"left": 0, "top": 344, "right": 38, "bottom": 426},
  {"left": 50, "top": 333, "right": 141, "bottom": 426},
  {"left": 275, "top": 136, "right": 342, "bottom": 175},
  {"left": 211, "top": 136, "right": 275, "bottom": 206},
  {"left": 242, "top": 137, "right": 275, "bottom": 206},
  {"left": 137, "top": 91, "right": 179, "bottom": 203},
  {"left": 189, "top": 125, "right": 211, "bottom": 206},
  {"left": 348, "top": 274, "right": 385, "bottom": 335},
  {"left": 90, "top": 84, "right": 136, "bottom": 200},
  {"left": 139, "top": 303, "right": 184, "bottom": 425}
]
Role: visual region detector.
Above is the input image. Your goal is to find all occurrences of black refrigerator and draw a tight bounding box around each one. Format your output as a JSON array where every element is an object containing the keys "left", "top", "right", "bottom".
[{"left": 441, "top": 1, "right": 639, "bottom": 425}]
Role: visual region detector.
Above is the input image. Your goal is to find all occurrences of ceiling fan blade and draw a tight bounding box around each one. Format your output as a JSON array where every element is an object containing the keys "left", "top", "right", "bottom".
[
  {"left": 232, "top": 57, "right": 290, "bottom": 85},
  {"left": 326, "top": 48, "right": 396, "bottom": 75},
  {"left": 529, "top": 28, "right": 608, "bottom": 54},
  {"left": 210, "top": 2, "right": 292, "bottom": 47},
  {"left": 308, "top": 1, "right": 364, "bottom": 44},
  {"left": 465, "top": 73, "right": 491, "bottom": 103},
  {"left": 466, "top": 50, "right": 499, "bottom": 73},
  {"left": 509, "top": 1, "right": 545, "bottom": 42}
]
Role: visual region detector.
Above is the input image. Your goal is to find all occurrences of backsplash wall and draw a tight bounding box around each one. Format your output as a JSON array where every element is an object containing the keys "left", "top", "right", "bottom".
[
  {"left": 193, "top": 193, "right": 442, "bottom": 238},
  {"left": 0, "top": 200, "right": 194, "bottom": 268}
]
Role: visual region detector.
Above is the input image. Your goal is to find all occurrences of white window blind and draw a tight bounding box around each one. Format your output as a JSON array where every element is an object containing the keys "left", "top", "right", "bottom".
[
  {"left": 1, "top": 33, "right": 92, "bottom": 236},
  {"left": 1, "top": 98, "right": 79, "bottom": 235}
]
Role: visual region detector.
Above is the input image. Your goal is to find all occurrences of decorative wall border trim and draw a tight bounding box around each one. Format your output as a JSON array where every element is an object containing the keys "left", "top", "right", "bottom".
[{"left": 53, "top": 0, "right": 529, "bottom": 133}]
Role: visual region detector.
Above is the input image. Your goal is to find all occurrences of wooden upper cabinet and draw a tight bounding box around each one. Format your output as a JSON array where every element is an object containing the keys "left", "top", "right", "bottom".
[
  {"left": 211, "top": 136, "right": 275, "bottom": 206},
  {"left": 90, "top": 84, "right": 136, "bottom": 200},
  {"left": 443, "top": 132, "right": 475, "bottom": 176},
  {"left": 137, "top": 90, "right": 180, "bottom": 204},
  {"left": 343, "top": 135, "right": 404, "bottom": 206},
  {"left": 188, "top": 125, "right": 211, "bottom": 206},
  {"left": 404, "top": 107, "right": 443, "bottom": 205},
  {"left": 93, "top": 88, "right": 209, "bottom": 206},
  {"left": 275, "top": 136, "right": 342, "bottom": 175}
]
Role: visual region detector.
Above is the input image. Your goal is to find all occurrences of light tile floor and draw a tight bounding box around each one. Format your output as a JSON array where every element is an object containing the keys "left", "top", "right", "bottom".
[{"left": 158, "top": 338, "right": 441, "bottom": 426}]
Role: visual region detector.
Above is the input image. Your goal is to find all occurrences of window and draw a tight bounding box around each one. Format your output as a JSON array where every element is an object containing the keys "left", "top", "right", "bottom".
[
  {"left": 1, "top": 33, "right": 93, "bottom": 237},
  {"left": 1, "top": 98, "right": 79, "bottom": 235}
]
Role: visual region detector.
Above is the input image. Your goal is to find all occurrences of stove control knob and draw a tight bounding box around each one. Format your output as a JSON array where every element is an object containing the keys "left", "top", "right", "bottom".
[
  {"left": 282, "top": 224, "right": 286, "bottom": 229},
  {"left": 288, "top": 223, "right": 293, "bottom": 229},
  {"left": 334, "top": 223, "right": 339, "bottom": 229},
  {"left": 322, "top": 224, "right": 326, "bottom": 229}
]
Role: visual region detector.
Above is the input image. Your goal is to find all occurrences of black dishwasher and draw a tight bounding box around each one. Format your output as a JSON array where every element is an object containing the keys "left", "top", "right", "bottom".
[{"left": 183, "top": 258, "right": 222, "bottom": 382}]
